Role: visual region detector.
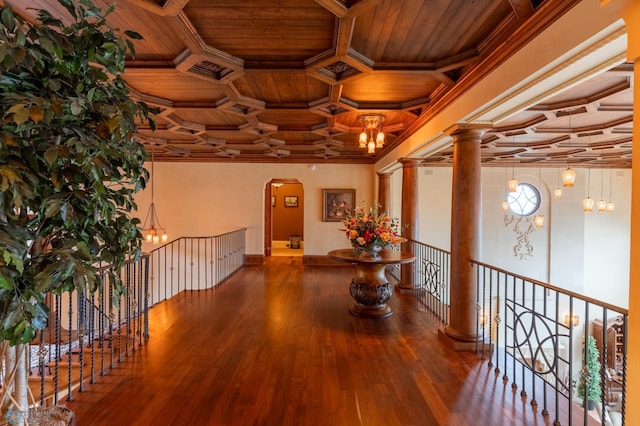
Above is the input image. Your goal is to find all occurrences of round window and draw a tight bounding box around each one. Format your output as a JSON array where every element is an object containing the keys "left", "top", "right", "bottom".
[{"left": 507, "top": 183, "right": 541, "bottom": 216}]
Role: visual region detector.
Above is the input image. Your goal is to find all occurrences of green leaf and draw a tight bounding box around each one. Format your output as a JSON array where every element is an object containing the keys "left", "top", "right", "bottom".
[
  {"left": 44, "top": 147, "right": 58, "bottom": 165},
  {"left": 44, "top": 198, "right": 61, "bottom": 218},
  {"left": 0, "top": 8, "right": 15, "bottom": 33},
  {"left": 124, "top": 30, "right": 143, "bottom": 40},
  {"left": 70, "top": 98, "right": 83, "bottom": 115},
  {"left": 12, "top": 107, "right": 29, "bottom": 125}
]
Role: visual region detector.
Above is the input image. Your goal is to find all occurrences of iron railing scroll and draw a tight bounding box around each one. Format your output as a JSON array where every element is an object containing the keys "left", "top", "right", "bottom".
[
  {"left": 472, "top": 260, "right": 627, "bottom": 426},
  {"left": 404, "top": 239, "right": 628, "bottom": 426}
]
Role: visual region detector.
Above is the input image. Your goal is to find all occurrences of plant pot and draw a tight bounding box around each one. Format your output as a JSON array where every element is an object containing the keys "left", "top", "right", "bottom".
[{"left": 587, "top": 399, "right": 595, "bottom": 411}]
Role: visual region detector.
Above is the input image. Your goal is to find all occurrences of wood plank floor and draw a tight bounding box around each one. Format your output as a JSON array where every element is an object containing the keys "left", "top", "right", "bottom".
[{"left": 66, "top": 257, "right": 586, "bottom": 425}]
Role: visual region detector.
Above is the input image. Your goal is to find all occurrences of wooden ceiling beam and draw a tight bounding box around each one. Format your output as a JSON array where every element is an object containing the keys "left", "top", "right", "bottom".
[{"left": 508, "top": 0, "right": 535, "bottom": 19}]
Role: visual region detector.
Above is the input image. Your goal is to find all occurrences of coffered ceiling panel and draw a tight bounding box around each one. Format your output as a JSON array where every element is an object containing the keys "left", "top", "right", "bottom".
[{"left": 11, "top": 0, "right": 629, "bottom": 168}]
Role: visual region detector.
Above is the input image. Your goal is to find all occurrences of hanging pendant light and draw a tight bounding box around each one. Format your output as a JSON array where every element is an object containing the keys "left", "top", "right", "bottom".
[
  {"left": 554, "top": 167, "right": 563, "bottom": 199},
  {"left": 606, "top": 168, "right": 615, "bottom": 212},
  {"left": 597, "top": 168, "right": 606, "bottom": 212},
  {"left": 563, "top": 110, "right": 576, "bottom": 187},
  {"left": 501, "top": 167, "right": 510, "bottom": 211},
  {"left": 583, "top": 167, "right": 594, "bottom": 212},
  {"left": 507, "top": 137, "right": 518, "bottom": 192},
  {"left": 142, "top": 150, "right": 168, "bottom": 244},
  {"left": 562, "top": 167, "right": 576, "bottom": 187},
  {"left": 534, "top": 165, "right": 544, "bottom": 227}
]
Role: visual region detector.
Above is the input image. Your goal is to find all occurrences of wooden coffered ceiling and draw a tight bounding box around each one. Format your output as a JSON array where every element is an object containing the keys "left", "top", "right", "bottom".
[{"left": 9, "top": 0, "right": 632, "bottom": 167}]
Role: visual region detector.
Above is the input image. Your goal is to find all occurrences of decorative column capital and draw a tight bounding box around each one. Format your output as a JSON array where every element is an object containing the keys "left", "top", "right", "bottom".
[
  {"left": 444, "top": 123, "right": 487, "bottom": 141},
  {"left": 399, "top": 157, "right": 422, "bottom": 168}
]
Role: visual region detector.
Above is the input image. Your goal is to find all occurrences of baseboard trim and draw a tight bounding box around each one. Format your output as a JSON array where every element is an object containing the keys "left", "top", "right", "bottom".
[
  {"left": 244, "top": 254, "right": 264, "bottom": 265},
  {"left": 302, "top": 255, "right": 353, "bottom": 267}
]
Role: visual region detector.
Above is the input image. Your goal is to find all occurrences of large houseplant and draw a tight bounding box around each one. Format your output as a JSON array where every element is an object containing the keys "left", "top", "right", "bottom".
[
  {"left": 577, "top": 335, "right": 602, "bottom": 410},
  {"left": 0, "top": 0, "right": 154, "bottom": 421}
]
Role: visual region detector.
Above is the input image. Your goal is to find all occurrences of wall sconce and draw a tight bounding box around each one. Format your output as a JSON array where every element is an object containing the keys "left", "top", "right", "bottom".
[
  {"left": 501, "top": 200, "right": 509, "bottom": 212},
  {"left": 564, "top": 314, "right": 580, "bottom": 327}
]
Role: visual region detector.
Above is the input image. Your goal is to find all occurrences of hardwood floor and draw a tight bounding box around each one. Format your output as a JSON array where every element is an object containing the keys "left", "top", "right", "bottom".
[{"left": 66, "top": 257, "right": 582, "bottom": 425}]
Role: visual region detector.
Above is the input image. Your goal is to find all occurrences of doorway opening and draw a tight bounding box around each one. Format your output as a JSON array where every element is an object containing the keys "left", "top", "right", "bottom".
[{"left": 265, "top": 179, "right": 304, "bottom": 257}]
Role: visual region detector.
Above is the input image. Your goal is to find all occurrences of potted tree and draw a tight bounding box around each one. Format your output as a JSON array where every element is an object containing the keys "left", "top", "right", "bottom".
[
  {"left": 577, "top": 335, "right": 602, "bottom": 410},
  {"left": 0, "top": 0, "right": 154, "bottom": 422}
]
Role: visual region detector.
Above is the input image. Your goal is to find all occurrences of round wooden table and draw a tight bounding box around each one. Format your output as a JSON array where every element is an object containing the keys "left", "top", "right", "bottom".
[{"left": 327, "top": 248, "right": 415, "bottom": 318}]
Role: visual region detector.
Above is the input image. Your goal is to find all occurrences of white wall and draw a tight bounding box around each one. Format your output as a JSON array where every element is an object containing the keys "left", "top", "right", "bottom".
[
  {"left": 417, "top": 168, "right": 452, "bottom": 250},
  {"left": 134, "top": 162, "right": 376, "bottom": 256},
  {"left": 583, "top": 169, "right": 631, "bottom": 307},
  {"left": 392, "top": 165, "right": 631, "bottom": 308},
  {"left": 136, "top": 161, "right": 630, "bottom": 307}
]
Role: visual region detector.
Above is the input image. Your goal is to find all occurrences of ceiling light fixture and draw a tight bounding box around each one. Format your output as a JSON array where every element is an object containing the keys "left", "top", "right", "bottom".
[
  {"left": 597, "top": 168, "right": 607, "bottom": 212},
  {"left": 562, "top": 110, "right": 576, "bottom": 187},
  {"left": 554, "top": 167, "right": 563, "bottom": 199},
  {"left": 607, "top": 168, "right": 615, "bottom": 212},
  {"left": 583, "top": 167, "right": 594, "bottom": 212},
  {"left": 501, "top": 166, "right": 509, "bottom": 211},
  {"left": 507, "top": 136, "right": 518, "bottom": 192},
  {"left": 358, "top": 114, "right": 386, "bottom": 154},
  {"left": 142, "top": 150, "right": 168, "bottom": 244},
  {"left": 534, "top": 165, "right": 544, "bottom": 228}
]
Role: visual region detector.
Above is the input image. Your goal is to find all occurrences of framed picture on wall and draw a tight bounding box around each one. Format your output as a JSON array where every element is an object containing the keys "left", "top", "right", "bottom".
[
  {"left": 284, "top": 196, "right": 298, "bottom": 207},
  {"left": 322, "top": 189, "right": 355, "bottom": 222}
]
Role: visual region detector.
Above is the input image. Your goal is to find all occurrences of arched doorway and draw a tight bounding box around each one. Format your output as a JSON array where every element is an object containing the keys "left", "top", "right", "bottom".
[{"left": 264, "top": 179, "right": 304, "bottom": 257}]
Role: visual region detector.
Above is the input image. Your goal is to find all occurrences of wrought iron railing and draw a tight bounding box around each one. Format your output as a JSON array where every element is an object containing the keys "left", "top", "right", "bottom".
[
  {"left": 31, "top": 253, "right": 150, "bottom": 406},
  {"left": 147, "top": 229, "right": 246, "bottom": 306},
  {"left": 28, "top": 228, "right": 246, "bottom": 407},
  {"left": 473, "top": 260, "right": 627, "bottom": 426},
  {"left": 387, "top": 240, "right": 451, "bottom": 324},
  {"left": 410, "top": 240, "right": 451, "bottom": 324},
  {"left": 399, "top": 240, "right": 627, "bottom": 425}
]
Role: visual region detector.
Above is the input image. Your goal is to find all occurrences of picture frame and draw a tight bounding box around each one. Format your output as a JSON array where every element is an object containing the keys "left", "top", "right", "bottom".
[
  {"left": 284, "top": 195, "right": 298, "bottom": 208},
  {"left": 322, "top": 189, "right": 355, "bottom": 222}
]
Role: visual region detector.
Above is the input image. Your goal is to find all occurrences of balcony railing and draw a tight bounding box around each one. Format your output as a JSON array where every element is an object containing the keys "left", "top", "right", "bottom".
[
  {"left": 147, "top": 229, "right": 247, "bottom": 306},
  {"left": 27, "top": 228, "right": 246, "bottom": 407},
  {"left": 399, "top": 239, "right": 627, "bottom": 425}
]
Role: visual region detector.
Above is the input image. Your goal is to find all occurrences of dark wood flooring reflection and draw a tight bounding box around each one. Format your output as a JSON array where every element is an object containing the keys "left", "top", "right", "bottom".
[{"left": 67, "top": 257, "right": 557, "bottom": 425}]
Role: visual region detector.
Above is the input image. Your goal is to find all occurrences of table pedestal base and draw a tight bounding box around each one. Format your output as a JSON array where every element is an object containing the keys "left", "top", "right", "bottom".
[
  {"left": 349, "top": 301, "right": 393, "bottom": 318},
  {"left": 348, "top": 274, "right": 393, "bottom": 318},
  {"left": 327, "top": 249, "right": 415, "bottom": 320}
]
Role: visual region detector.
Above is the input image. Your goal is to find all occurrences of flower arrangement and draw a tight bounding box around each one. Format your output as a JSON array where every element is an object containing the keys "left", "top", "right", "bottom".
[{"left": 340, "top": 207, "right": 405, "bottom": 253}]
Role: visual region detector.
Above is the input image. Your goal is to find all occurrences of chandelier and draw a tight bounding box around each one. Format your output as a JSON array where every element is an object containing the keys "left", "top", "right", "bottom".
[
  {"left": 142, "top": 151, "right": 168, "bottom": 244},
  {"left": 358, "top": 114, "right": 386, "bottom": 154}
]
